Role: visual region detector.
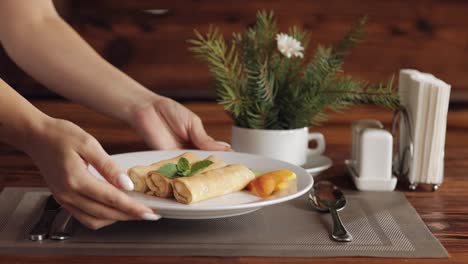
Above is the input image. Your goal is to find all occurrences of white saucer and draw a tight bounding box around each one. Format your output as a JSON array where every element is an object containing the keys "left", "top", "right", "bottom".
[{"left": 302, "top": 154, "right": 333, "bottom": 176}]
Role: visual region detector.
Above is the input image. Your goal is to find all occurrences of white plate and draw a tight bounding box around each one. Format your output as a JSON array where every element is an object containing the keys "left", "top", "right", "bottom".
[
  {"left": 302, "top": 154, "right": 333, "bottom": 176},
  {"left": 89, "top": 150, "right": 313, "bottom": 219}
]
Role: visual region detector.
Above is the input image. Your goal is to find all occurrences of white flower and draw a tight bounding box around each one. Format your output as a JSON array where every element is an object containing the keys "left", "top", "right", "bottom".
[{"left": 275, "top": 33, "right": 304, "bottom": 58}]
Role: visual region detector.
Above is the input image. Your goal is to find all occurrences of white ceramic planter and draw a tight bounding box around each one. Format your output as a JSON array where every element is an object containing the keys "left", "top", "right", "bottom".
[{"left": 231, "top": 126, "right": 325, "bottom": 166}]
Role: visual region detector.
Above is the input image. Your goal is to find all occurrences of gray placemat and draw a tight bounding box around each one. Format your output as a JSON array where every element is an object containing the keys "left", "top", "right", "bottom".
[{"left": 0, "top": 187, "right": 448, "bottom": 258}]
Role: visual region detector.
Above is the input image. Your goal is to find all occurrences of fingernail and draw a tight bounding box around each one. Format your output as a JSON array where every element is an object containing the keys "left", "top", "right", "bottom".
[
  {"left": 117, "top": 173, "right": 134, "bottom": 191},
  {"left": 216, "top": 141, "right": 231, "bottom": 148},
  {"left": 141, "top": 212, "right": 162, "bottom": 221}
]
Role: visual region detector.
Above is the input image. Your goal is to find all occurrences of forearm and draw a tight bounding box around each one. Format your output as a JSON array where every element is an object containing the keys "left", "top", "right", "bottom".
[
  {"left": 0, "top": 79, "right": 50, "bottom": 151},
  {"left": 0, "top": 4, "right": 158, "bottom": 122}
]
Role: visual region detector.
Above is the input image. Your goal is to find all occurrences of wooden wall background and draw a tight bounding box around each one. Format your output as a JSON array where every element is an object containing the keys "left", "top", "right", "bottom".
[{"left": 1, "top": 0, "right": 467, "bottom": 104}]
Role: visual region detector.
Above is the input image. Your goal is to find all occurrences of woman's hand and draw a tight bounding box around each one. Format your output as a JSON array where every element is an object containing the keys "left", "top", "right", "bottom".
[
  {"left": 126, "top": 95, "right": 231, "bottom": 151},
  {"left": 0, "top": 0, "right": 229, "bottom": 152},
  {"left": 24, "top": 117, "right": 161, "bottom": 230}
]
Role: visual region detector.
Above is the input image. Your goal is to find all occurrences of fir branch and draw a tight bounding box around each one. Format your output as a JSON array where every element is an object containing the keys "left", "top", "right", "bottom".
[
  {"left": 188, "top": 26, "right": 246, "bottom": 119},
  {"left": 300, "top": 46, "right": 343, "bottom": 94},
  {"left": 322, "top": 76, "right": 399, "bottom": 108},
  {"left": 243, "top": 58, "right": 278, "bottom": 128},
  {"left": 298, "top": 15, "right": 368, "bottom": 98},
  {"left": 334, "top": 16, "right": 368, "bottom": 59},
  {"left": 252, "top": 10, "right": 278, "bottom": 59},
  {"left": 309, "top": 76, "right": 400, "bottom": 125},
  {"left": 189, "top": 12, "right": 399, "bottom": 129},
  {"left": 340, "top": 76, "right": 400, "bottom": 109},
  {"left": 233, "top": 10, "right": 280, "bottom": 128},
  {"left": 246, "top": 59, "right": 277, "bottom": 103}
]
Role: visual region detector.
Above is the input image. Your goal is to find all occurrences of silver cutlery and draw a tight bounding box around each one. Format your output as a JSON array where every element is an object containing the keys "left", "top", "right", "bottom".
[
  {"left": 29, "top": 195, "right": 61, "bottom": 241},
  {"left": 309, "top": 181, "right": 353, "bottom": 242},
  {"left": 49, "top": 208, "right": 73, "bottom": 241}
]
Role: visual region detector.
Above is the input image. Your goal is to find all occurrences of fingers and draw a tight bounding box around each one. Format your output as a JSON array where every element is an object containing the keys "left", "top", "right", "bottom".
[
  {"left": 132, "top": 98, "right": 230, "bottom": 151},
  {"left": 61, "top": 203, "right": 116, "bottom": 230},
  {"left": 189, "top": 117, "right": 231, "bottom": 151},
  {"left": 60, "top": 193, "right": 136, "bottom": 221},
  {"left": 77, "top": 170, "right": 160, "bottom": 220},
  {"left": 215, "top": 141, "right": 232, "bottom": 151},
  {"left": 78, "top": 137, "right": 134, "bottom": 191},
  {"left": 75, "top": 137, "right": 161, "bottom": 221}
]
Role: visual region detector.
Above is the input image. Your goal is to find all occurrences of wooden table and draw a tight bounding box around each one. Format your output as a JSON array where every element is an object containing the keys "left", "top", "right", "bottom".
[{"left": 1, "top": 100, "right": 467, "bottom": 264}]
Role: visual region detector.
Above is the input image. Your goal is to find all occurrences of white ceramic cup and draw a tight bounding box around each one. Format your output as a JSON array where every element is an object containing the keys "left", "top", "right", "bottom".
[{"left": 231, "top": 126, "right": 325, "bottom": 166}]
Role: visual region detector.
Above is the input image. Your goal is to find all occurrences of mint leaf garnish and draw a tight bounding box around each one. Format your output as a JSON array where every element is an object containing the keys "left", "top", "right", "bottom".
[
  {"left": 177, "top": 157, "right": 190, "bottom": 172},
  {"left": 158, "top": 163, "right": 178, "bottom": 178},
  {"left": 157, "top": 157, "right": 215, "bottom": 179},
  {"left": 189, "top": 160, "right": 214, "bottom": 176},
  {"left": 181, "top": 169, "right": 192, "bottom": 176}
]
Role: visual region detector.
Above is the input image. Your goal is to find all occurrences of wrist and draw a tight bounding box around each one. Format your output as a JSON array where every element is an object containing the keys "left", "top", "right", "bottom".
[
  {"left": 9, "top": 111, "right": 54, "bottom": 154},
  {"left": 122, "top": 92, "right": 165, "bottom": 126}
]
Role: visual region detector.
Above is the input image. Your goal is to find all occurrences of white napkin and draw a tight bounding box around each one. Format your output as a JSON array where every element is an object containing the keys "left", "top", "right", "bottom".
[{"left": 398, "top": 69, "right": 451, "bottom": 185}]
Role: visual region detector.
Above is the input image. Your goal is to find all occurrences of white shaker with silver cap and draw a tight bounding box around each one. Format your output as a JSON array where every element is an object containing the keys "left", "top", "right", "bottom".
[{"left": 347, "top": 119, "right": 397, "bottom": 191}]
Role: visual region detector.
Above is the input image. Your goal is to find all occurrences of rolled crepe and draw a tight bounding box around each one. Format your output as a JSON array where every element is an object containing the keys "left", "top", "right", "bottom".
[
  {"left": 172, "top": 164, "right": 255, "bottom": 204},
  {"left": 146, "top": 155, "right": 226, "bottom": 198},
  {"left": 127, "top": 152, "right": 199, "bottom": 192},
  {"left": 194, "top": 155, "right": 227, "bottom": 174}
]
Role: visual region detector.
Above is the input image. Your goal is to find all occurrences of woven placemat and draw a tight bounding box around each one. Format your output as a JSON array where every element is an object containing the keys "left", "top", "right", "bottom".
[{"left": 0, "top": 187, "right": 448, "bottom": 258}]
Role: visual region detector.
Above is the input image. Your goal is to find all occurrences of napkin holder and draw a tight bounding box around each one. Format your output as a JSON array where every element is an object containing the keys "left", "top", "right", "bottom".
[{"left": 391, "top": 107, "right": 441, "bottom": 191}]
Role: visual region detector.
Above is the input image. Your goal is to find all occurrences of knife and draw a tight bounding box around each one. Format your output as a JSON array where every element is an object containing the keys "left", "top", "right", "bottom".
[
  {"left": 49, "top": 208, "right": 73, "bottom": 240},
  {"left": 29, "top": 195, "right": 61, "bottom": 241}
]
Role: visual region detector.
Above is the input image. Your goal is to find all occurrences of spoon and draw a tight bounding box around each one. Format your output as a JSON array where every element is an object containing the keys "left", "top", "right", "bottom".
[{"left": 308, "top": 181, "right": 353, "bottom": 242}]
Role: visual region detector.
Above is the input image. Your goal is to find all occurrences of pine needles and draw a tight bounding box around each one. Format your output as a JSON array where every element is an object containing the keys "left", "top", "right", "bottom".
[{"left": 189, "top": 11, "right": 400, "bottom": 129}]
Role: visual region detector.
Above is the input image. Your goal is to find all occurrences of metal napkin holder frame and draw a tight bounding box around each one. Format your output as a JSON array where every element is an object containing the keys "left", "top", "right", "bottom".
[{"left": 390, "top": 106, "right": 440, "bottom": 191}]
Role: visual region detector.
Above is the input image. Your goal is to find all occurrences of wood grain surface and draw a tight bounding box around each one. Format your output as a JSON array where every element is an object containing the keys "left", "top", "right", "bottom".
[
  {"left": 1, "top": 0, "right": 468, "bottom": 102},
  {"left": 0, "top": 100, "right": 467, "bottom": 263}
]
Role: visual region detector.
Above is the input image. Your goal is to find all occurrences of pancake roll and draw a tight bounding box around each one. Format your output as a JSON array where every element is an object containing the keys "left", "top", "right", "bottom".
[
  {"left": 127, "top": 152, "right": 199, "bottom": 192},
  {"left": 172, "top": 164, "right": 255, "bottom": 204},
  {"left": 146, "top": 155, "right": 226, "bottom": 198}
]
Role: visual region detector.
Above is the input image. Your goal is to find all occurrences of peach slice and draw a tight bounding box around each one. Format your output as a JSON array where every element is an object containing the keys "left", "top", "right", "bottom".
[{"left": 247, "top": 169, "right": 296, "bottom": 197}]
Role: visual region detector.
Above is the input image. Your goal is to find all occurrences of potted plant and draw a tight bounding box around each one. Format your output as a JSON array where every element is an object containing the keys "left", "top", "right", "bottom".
[{"left": 189, "top": 11, "right": 399, "bottom": 165}]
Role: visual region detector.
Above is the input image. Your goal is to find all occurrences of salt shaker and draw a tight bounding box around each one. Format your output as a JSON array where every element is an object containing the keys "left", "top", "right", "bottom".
[
  {"left": 351, "top": 119, "right": 383, "bottom": 168},
  {"left": 346, "top": 119, "right": 398, "bottom": 191}
]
